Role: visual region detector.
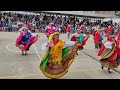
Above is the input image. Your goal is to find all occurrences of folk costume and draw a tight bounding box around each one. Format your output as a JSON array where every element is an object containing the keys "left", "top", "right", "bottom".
[
  {"left": 16, "top": 27, "right": 39, "bottom": 55},
  {"left": 40, "top": 32, "right": 77, "bottom": 79},
  {"left": 98, "top": 35, "right": 119, "bottom": 73}
]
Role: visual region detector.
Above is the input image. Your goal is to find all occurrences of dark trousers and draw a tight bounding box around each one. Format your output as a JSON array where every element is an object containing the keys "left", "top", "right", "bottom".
[
  {"left": 8, "top": 28, "right": 12, "bottom": 32},
  {"left": 95, "top": 41, "right": 102, "bottom": 49}
]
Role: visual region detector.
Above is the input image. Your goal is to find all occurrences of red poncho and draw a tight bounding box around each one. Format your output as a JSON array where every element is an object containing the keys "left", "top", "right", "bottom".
[
  {"left": 106, "top": 28, "right": 112, "bottom": 34},
  {"left": 80, "top": 25, "right": 84, "bottom": 30},
  {"left": 94, "top": 32, "right": 100, "bottom": 43},
  {"left": 117, "top": 31, "right": 120, "bottom": 41},
  {"left": 66, "top": 25, "right": 71, "bottom": 32}
]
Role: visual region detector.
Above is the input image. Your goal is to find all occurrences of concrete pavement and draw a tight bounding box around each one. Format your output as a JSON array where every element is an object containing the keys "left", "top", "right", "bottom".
[{"left": 0, "top": 32, "right": 120, "bottom": 79}]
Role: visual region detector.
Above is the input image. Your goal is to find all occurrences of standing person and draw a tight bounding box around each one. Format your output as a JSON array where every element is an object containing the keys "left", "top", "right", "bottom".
[
  {"left": 2, "top": 21, "right": 6, "bottom": 31},
  {"left": 66, "top": 23, "right": 71, "bottom": 39},
  {"left": 100, "top": 29, "right": 104, "bottom": 46},
  {"left": 0, "top": 22, "right": 2, "bottom": 31},
  {"left": 40, "top": 32, "right": 77, "bottom": 79},
  {"left": 98, "top": 35, "right": 118, "bottom": 73},
  {"left": 45, "top": 22, "right": 56, "bottom": 38},
  {"left": 105, "top": 26, "right": 112, "bottom": 36},
  {"left": 58, "top": 26, "right": 61, "bottom": 33},
  {"left": 70, "top": 25, "right": 74, "bottom": 34},
  {"left": 27, "top": 22, "right": 31, "bottom": 30},
  {"left": 12, "top": 22, "right": 18, "bottom": 32},
  {"left": 80, "top": 24, "right": 87, "bottom": 34},
  {"left": 94, "top": 26, "right": 102, "bottom": 50},
  {"left": 8, "top": 22, "right": 12, "bottom": 32}
]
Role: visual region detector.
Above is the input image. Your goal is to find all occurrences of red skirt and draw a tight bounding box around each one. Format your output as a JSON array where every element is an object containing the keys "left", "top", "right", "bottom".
[{"left": 71, "top": 35, "right": 89, "bottom": 48}]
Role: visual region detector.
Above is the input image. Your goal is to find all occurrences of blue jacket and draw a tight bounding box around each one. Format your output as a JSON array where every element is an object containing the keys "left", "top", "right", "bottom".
[{"left": 21, "top": 32, "right": 32, "bottom": 43}]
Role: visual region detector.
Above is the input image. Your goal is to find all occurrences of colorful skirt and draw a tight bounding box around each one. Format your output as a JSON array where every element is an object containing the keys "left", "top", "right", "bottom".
[
  {"left": 117, "top": 42, "right": 120, "bottom": 65},
  {"left": 71, "top": 36, "right": 89, "bottom": 48},
  {"left": 16, "top": 35, "right": 38, "bottom": 51},
  {"left": 100, "top": 59, "right": 118, "bottom": 69},
  {"left": 100, "top": 47, "right": 118, "bottom": 69},
  {"left": 40, "top": 46, "right": 77, "bottom": 79}
]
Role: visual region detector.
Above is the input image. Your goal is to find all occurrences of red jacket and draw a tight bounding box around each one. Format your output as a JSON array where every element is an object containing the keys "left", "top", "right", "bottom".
[
  {"left": 94, "top": 32, "right": 100, "bottom": 43},
  {"left": 66, "top": 25, "right": 71, "bottom": 32},
  {"left": 106, "top": 28, "right": 112, "bottom": 34},
  {"left": 117, "top": 31, "right": 120, "bottom": 41},
  {"left": 80, "top": 25, "right": 84, "bottom": 30}
]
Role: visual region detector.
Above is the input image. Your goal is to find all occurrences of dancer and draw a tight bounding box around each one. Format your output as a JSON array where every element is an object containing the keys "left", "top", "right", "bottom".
[
  {"left": 45, "top": 22, "right": 56, "bottom": 38},
  {"left": 94, "top": 26, "right": 102, "bottom": 50},
  {"left": 40, "top": 32, "right": 78, "bottom": 79},
  {"left": 117, "top": 29, "right": 120, "bottom": 65},
  {"left": 98, "top": 35, "right": 118, "bottom": 73},
  {"left": 105, "top": 26, "right": 112, "bottom": 36},
  {"left": 80, "top": 24, "right": 87, "bottom": 34},
  {"left": 71, "top": 29, "right": 89, "bottom": 50},
  {"left": 66, "top": 23, "right": 72, "bottom": 39},
  {"left": 16, "top": 26, "right": 39, "bottom": 55}
]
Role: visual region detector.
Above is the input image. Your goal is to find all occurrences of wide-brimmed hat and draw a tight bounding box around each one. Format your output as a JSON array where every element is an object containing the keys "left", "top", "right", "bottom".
[
  {"left": 53, "top": 32, "right": 60, "bottom": 35},
  {"left": 48, "top": 32, "right": 60, "bottom": 41},
  {"left": 108, "top": 26, "right": 111, "bottom": 28}
]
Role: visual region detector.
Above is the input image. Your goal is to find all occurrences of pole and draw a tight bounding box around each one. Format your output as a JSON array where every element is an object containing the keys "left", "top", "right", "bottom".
[{"left": 26, "top": 11, "right": 27, "bottom": 24}]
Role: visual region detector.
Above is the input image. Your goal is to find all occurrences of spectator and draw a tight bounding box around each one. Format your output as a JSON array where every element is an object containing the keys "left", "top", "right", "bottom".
[{"left": 8, "top": 22, "right": 12, "bottom": 32}]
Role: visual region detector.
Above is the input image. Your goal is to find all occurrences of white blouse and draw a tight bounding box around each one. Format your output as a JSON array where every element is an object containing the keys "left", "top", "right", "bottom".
[
  {"left": 41, "top": 41, "right": 75, "bottom": 55},
  {"left": 104, "top": 41, "right": 114, "bottom": 49}
]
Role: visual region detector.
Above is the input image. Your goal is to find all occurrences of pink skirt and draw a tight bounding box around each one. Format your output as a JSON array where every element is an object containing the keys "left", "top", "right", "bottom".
[{"left": 16, "top": 35, "right": 38, "bottom": 51}]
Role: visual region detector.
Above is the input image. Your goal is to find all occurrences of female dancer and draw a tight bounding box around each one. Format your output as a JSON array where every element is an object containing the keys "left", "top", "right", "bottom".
[
  {"left": 45, "top": 22, "right": 56, "bottom": 38},
  {"left": 16, "top": 26, "right": 39, "bottom": 55},
  {"left": 71, "top": 29, "right": 90, "bottom": 50},
  {"left": 98, "top": 35, "right": 118, "bottom": 73},
  {"left": 117, "top": 29, "right": 120, "bottom": 65},
  {"left": 40, "top": 32, "right": 78, "bottom": 79}
]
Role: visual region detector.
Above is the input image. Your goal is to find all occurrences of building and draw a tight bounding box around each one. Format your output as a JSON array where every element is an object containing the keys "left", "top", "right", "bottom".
[{"left": 83, "top": 11, "right": 120, "bottom": 15}]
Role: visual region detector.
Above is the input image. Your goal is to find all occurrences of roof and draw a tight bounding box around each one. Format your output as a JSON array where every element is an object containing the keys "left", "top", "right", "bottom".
[{"left": 32, "top": 11, "right": 120, "bottom": 18}]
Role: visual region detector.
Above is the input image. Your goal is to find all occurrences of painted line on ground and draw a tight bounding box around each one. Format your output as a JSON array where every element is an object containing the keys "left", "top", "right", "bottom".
[
  {"left": 6, "top": 43, "right": 42, "bottom": 54},
  {"left": 33, "top": 44, "right": 41, "bottom": 60},
  {"left": 0, "top": 74, "right": 39, "bottom": 79},
  {"left": 0, "top": 68, "right": 101, "bottom": 79}
]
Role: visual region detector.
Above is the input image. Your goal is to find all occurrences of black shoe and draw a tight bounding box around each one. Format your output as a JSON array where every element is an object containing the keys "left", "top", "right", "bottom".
[
  {"left": 27, "top": 48, "right": 29, "bottom": 51},
  {"left": 22, "top": 53, "right": 24, "bottom": 55},
  {"left": 108, "top": 68, "right": 111, "bottom": 73},
  {"left": 25, "top": 52, "right": 27, "bottom": 55},
  {"left": 101, "top": 67, "right": 103, "bottom": 69},
  {"left": 109, "top": 71, "right": 111, "bottom": 73}
]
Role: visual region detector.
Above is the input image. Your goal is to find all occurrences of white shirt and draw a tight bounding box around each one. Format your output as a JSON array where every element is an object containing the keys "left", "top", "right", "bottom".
[
  {"left": 18, "top": 27, "right": 31, "bottom": 36},
  {"left": 71, "top": 33, "right": 80, "bottom": 38},
  {"left": 41, "top": 41, "right": 75, "bottom": 55},
  {"left": 104, "top": 41, "right": 113, "bottom": 49}
]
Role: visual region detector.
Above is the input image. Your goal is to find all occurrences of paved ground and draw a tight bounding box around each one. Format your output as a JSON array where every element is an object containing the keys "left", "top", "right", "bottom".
[{"left": 0, "top": 32, "right": 120, "bottom": 79}]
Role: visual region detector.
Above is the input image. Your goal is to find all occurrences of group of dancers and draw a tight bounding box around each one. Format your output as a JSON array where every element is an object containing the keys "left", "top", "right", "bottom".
[
  {"left": 91, "top": 25, "right": 120, "bottom": 73},
  {"left": 97, "top": 28, "right": 120, "bottom": 73},
  {"left": 15, "top": 22, "right": 120, "bottom": 79}
]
